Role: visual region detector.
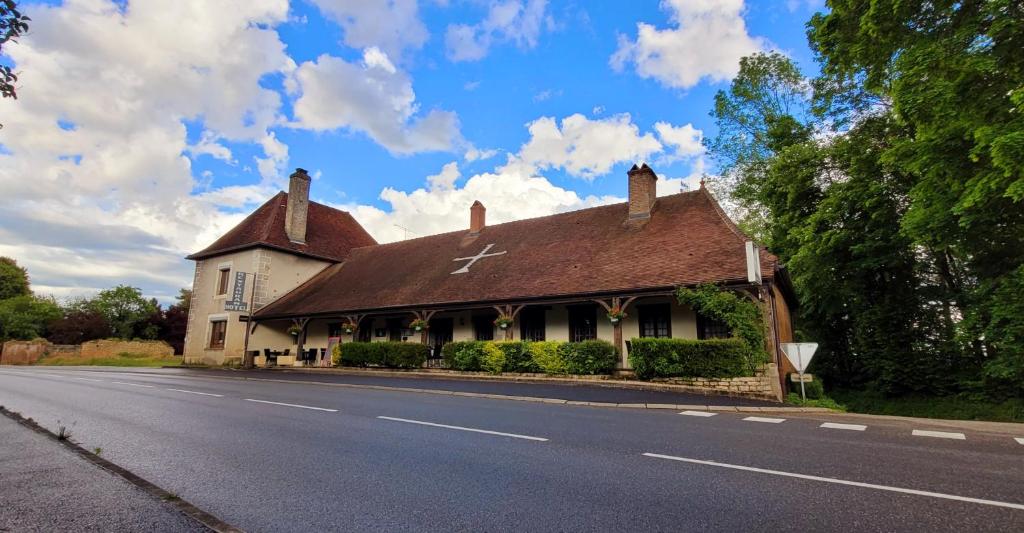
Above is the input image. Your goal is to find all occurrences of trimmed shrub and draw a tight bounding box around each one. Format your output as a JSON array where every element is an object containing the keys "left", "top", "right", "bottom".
[
  {"left": 333, "top": 342, "right": 426, "bottom": 369},
  {"left": 495, "top": 341, "right": 540, "bottom": 373},
  {"left": 789, "top": 375, "right": 825, "bottom": 399},
  {"left": 557, "top": 340, "right": 618, "bottom": 375},
  {"left": 527, "top": 341, "right": 566, "bottom": 374},
  {"left": 481, "top": 343, "right": 506, "bottom": 374},
  {"left": 442, "top": 341, "right": 487, "bottom": 371},
  {"left": 628, "top": 338, "right": 749, "bottom": 380}
]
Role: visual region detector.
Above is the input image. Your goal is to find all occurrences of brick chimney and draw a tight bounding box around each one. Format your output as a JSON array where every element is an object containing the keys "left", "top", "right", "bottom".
[
  {"left": 470, "top": 200, "right": 486, "bottom": 234},
  {"left": 627, "top": 163, "right": 658, "bottom": 219},
  {"left": 285, "top": 168, "right": 311, "bottom": 244}
]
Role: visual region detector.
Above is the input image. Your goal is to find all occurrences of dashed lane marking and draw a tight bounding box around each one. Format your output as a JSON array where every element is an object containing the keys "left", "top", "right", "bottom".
[
  {"left": 166, "top": 388, "right": 224, "bottom": 398},
  {"left": 742, "top": 416, "right": 786, "bottom": 424},
  {"left": 642, "top": 453, "right": 1024, "bottom": 510},
  {"left": 679, "top": 410, "right": 717, "bottom": 417},
  {"left": 377, "top": 416, "right": 549, "bottom": 442},
  {"left": 72, "top": 377, "right": 104, "bottom": 382},
  {"left": 110, "top": 381, "right": 155, "bottom": 388},
  {"left": 243, "top": 399, "right": 337, "bottom": 412},
  {"left": 912, "top": 430, "right": 966, "bottom": 440},
  {"left": 1014, "top": 437, "right": 1023, "bottom": 445},
  {"left": 820, "top": 422, "right": 867, "bottom": 431}
]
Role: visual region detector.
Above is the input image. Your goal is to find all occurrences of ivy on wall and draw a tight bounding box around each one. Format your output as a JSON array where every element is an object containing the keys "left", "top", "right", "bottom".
[{"left": 676, "top": 284, "right": 769, "bottom": 371}]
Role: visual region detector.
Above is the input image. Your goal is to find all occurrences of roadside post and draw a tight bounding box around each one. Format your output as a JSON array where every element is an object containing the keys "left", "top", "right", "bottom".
[{"left": 781, "top": 343, "right": 818, "bottom": 401}]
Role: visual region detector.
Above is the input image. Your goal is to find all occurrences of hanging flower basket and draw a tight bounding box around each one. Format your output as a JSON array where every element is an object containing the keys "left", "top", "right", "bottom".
[
  {"left": 287, "top": 324, "right": 303, "bottom": 337},
  {"left": 494, "top": 316, "right": 514, "bottom": 329},
  {"left": 607, "top": 307, "right": 627, "bottom": 324},
  {"left": 409, "top": 319, "right": 428, "bottom": 332},
  {"left": 341, "top": 322, "right": 357, "bottom": 335}
]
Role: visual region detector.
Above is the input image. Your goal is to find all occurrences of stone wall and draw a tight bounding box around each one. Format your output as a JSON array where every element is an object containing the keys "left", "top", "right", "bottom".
[
  {"left": 649, "top": 364, "right": 782, "bottom": 400},
  {"left": 0, "top": 340, "right": 52, "bottom": 365},
  {"left": 80, "top": 340, "right": 174, "bottom": 358}
]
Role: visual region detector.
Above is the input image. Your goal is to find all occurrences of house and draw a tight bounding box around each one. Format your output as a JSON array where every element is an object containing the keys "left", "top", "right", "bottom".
[{"left": 183, "top": 165, "right": 797, "bottom": 391}]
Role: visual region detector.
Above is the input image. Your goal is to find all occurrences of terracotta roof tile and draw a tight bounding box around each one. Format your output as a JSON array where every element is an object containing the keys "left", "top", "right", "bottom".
[
  {"left": 187, "top": 192, "right": 376, "bottom": 261},
  {"left": 255, "top": 188, "right": 778, "bottom": 318}
]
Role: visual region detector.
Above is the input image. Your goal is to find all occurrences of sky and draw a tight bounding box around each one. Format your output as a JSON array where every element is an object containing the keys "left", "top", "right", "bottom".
[{"left": 0, "top": 0, "right": 826, "bottom": 305}]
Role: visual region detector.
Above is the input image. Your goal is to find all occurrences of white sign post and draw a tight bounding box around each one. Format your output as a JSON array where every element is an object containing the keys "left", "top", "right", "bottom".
[{"left": 781, "top": 342, "right": 818, "bottom": 401}]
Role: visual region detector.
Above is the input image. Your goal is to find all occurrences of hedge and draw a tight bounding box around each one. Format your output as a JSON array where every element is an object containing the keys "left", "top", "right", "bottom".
[
  {"left": 332, "top": 341, "right": 427, "bottom": 369},
  {"left": 442, "top": 339, "right": 617, "bottom": 375},
  {"left": 628, "top": 337, "right": 750, "bottom": 380}
]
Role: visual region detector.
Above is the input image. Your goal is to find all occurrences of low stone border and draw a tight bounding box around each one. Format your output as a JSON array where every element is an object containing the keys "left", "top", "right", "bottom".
[
  {"left": 253, "top": 366, "right": 783, "bottom": 402},
  {"left": 0, "top": 405, "right": 242, "bottom": 533}
]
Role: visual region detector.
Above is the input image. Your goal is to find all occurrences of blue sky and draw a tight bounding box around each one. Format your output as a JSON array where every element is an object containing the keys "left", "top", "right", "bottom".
[{"left": 0, "top": 0, "right": 826, "bottom": 304}]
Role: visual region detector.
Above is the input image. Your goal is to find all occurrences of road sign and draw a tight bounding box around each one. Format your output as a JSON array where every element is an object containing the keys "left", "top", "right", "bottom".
[
  {"left": 224, "top": 271, "right": 249, "bottom": 312},
  {"left": 781, "top": 343, "right": 818, "bottom": 401},
  {"left": 781, "top": 343, "right": 818, "bottom": 373},
  {"left": 789, "top": 373, "right": 814, "bottom": 383}
]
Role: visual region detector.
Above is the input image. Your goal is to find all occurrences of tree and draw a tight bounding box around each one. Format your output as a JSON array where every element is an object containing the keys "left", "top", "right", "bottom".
[
  {"left": 88, "top": 285, "right": 159, "bottom": 340},
  {"left": 160, "top": 289, "right": 191, "bottom": 354},
  {"left": 0, "top": 256, "right": 29, "bottom": 300},
  {"left": 46, "top": 305, "right": 111, "bottom": 345},
  {"left": 1, "top": 0, "right": 30, "bottom": 126},
  {"left": 0, "top": 294, "right": 61, "bottom": 340}
]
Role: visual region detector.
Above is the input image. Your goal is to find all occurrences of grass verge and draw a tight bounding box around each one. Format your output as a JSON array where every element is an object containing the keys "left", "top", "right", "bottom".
[
  {"left": 828, "top": 389, "right": 1024, "bottom": 423},
  {"left": 34, "top": 351, "right": 182, "bottom": 367},
  {"left": 785, "top": 393, "right": 846, "bottom": 411}
]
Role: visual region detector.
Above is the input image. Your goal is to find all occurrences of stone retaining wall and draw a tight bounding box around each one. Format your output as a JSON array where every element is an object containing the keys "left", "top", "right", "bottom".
[
  {"left": 80, "top": 339, "right": 174, "bottom": 358},
  {"left": 0, "top": 340, "right": 51, "bottom": 365},
  {"left": 648, "top": 364, "right": 781, "bottom": 399}
]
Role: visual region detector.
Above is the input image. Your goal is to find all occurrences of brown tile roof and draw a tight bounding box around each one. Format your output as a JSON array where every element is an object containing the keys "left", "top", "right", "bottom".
[
  {"left": 254, "top": 188, "right": 779, "bottom": 318},
  {"left": 187, "top": 192, "right": 377, "bottom": 262}
]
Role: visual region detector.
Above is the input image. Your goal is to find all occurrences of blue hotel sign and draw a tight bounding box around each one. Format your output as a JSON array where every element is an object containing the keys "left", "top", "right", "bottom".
[{"left": 224, "top": 271, "right": 249, "bottom": 312}]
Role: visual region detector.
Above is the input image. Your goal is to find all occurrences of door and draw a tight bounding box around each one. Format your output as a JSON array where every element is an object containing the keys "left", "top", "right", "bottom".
[{"left": 427, "top": 318, "right": 454, "bottom": 367}]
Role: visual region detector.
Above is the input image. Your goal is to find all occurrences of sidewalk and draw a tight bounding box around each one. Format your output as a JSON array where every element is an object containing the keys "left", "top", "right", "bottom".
[{"left": 0, "top": 412, "right": 211, "bottom": 532}]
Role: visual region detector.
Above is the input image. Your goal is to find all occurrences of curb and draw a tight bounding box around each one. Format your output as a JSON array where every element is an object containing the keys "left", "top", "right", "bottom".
[
  {"left": 0, "top": 406, "right": 243, "bottom": 533},
  {"left": 172, "top": 371, "right": 829, "bottom": 414},
  {"left": 212, "top": 366, "right": 783, "bottom": 403}
]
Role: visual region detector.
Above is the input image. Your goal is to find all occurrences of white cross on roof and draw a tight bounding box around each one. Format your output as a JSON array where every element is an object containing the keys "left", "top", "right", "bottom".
[{"left": 451, "top": 243, "right": 506, "bottom": 274}]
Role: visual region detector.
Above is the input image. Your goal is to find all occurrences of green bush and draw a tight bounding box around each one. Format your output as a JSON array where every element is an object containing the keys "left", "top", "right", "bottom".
[
  {"left": 789, "top": 375, "right": 824, "bottom": 400},
  {"left": 481, "top": 343, "right": 506, "bottom": 374},
  {"left": 441, "top": 341, "right": 487, "bottom": 371},
  {"left": 527, "top": 341, "right": 566, "bottom": 374},
  {"left": 557, "top": 340, "right": 618, "bottom": 375},
  {"left": 628, "top": 337, "right": 750, "bottom": 380},
  {"left": 333, "top": 342, "right": 426, "bottom": 369},
  {"left": 494, "top": 341, "right": 540, "bottom": 373},
  {"left": 676, "top": 284, "right": 769, "bottom": 371}
]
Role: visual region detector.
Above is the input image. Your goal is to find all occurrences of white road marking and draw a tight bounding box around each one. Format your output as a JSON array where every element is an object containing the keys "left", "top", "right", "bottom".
[
  {"left": 820, "top": 422, "right": 867, "bottom": 431},
  {"left": 642, "top": 453, "right": 1024, "bottom": 510},
  {"left": 73, "top": 377, "right": 104, "bottom": 382},
  {"left": 679, "top": 410, "right": 717, "bottom": 417},
  {"left": 912, "top": 430, "right": 966, "bottom": 440},
  {"left": 166, "top": 388, "right": 223, "bottom": 398},
  {"left": 377, "top": 416, "right": 548, "bottom": 442},
  {"left": 244, "top": 399, "right": 337, "bottom": 412},
  {"left": 743, "top": 416, "right": 786, "bottom": 424},
  {"left": 111, "top": 381, "right": 154, "bottom": 388},
  {"left": 1016, "top": 438, "right": 1024, "bottom": 445}
]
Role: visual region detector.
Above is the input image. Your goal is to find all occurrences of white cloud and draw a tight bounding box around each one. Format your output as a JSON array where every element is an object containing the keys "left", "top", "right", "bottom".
[
  {"left": 654, "top": 121, "right": 703, "bottom": 160},
  {"left": 290, "top": 48, "right": 463, "bottom": 155},
  {"left": 308, "top": 0, "right": 428, "bottom": 60},
  {"left": 657, "top": 156, "right": 711, "bottom": 196},
  {"left": 445, "top": 0, "right": 551, "bottom": 62},
  {"left": 340, "top": 157, "right": 622, "bottom": 243},
  {"left": 0, "top": 0, "right": 295, "bottom": 302},
  {"left": 518, "top": 113, "right": 663, "bottom": 179},
  {"left": 465, "top": 146, "right": 500, "bottom": 162},
  {"left": 427, "top": 161, "right": 461, "bottom": 191},
  {"left": 610, "top": 0, "right": 768, "bottom": 89}
]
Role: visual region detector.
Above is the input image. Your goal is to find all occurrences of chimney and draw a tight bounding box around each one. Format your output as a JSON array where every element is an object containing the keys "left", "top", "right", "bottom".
[
  {"left": 285, "top": 168, "right": 311, "bottom": 244},
  {"left": 627, "top": 163, "right": 658, "bottom": 220},
  {"left": 470, "top": 200, "right": 486, "bottom": 234}
]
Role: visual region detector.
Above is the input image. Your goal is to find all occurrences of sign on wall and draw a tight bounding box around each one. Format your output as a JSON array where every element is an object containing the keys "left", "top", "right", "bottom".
[{"left": 224, "top": 271, "right": 249, "bottom": 312}]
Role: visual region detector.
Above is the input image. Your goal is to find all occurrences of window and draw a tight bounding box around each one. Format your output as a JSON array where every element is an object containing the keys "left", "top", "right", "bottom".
[
  {"left": 568, "top": 305, "right": 597, "bottom": 342},
  {"left": 638, "top": 304, "right": 672, "bottom": 338},
  {"left": 208, "top": 320, "right": 227, "bottom": 349},
  {"left": 216, "top": 268, "right": 230, "bottom": 296},
  {"left": 697, "top": 314, "right": 732, "bottom": 340},
  {"left": 520, "top": 308, "right": 546, "bottom": 342},
  {"left": 473, "top": 314, "right": 495, "bottom": 341}
]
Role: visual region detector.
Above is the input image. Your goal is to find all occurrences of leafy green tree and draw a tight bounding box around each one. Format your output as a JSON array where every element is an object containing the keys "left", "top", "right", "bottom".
[
  {"left": 88, "top": 285, "right": 159, "bottom": 340},
  {"left": 0, "top": 256, "right": 30, "bottom": 300},
  {"left": 46, "top": 305, "right": 111, "bottom": 345},
  {"left": 1, "top": 0, "right": 30, "bottom": 127},
  {"left": 0, "top": 294, "right": 61, "bottom": 340}
]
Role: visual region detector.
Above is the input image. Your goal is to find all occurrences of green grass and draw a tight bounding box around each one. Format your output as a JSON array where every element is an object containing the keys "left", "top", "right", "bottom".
[
  {"left": 829, "top": 389, "right": 1024, "bottom": 423},
  {"left": 35, "top": 351, "right": 182, "bottom": 368},
  {"left": 785, "top": 393, "right": 846, "bottom": 411}
]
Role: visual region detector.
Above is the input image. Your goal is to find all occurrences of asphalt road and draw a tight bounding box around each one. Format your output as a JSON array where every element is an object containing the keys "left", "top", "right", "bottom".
[{"left": 1, "top": 367, "right": 1022, "bottom": 532}]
